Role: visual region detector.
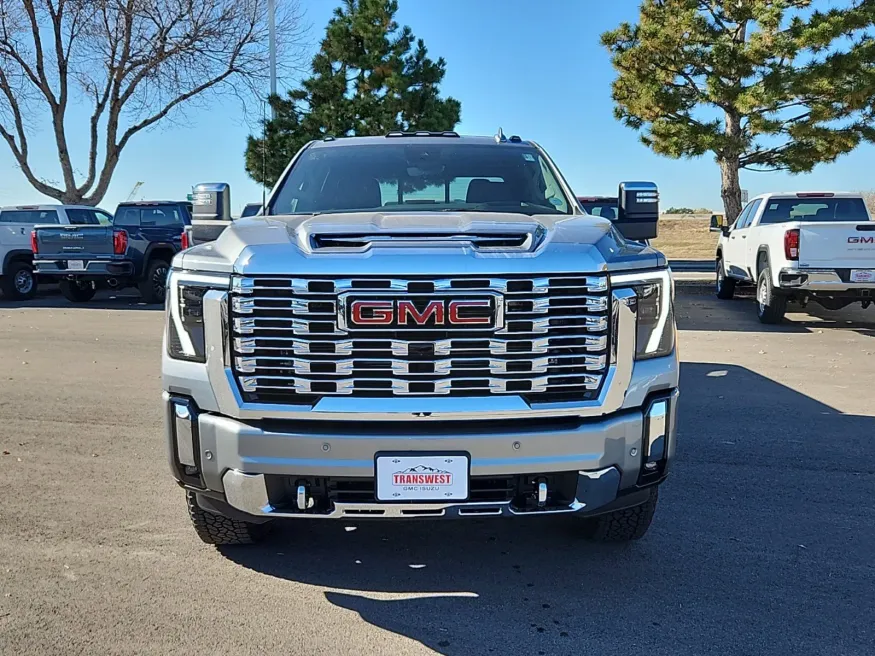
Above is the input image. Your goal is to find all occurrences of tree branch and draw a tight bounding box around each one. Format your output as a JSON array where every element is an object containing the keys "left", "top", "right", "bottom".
[
  {"left": 0, "top": 122, "right": 62, "bottom": 198},
  {"left": 0, "top": 67, "right": 29, "bottom": 160},
  {"left": 21, "top": 0, "right": 57, "bottom": 106}
]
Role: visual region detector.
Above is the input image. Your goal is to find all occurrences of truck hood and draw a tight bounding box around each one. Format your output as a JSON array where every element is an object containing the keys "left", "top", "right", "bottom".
[{"left": 176, "top": 211, "right": 665, "bottom": 276}]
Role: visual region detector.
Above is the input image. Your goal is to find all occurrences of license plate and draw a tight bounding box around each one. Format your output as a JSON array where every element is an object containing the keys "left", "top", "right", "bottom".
[
  {"left": 851, "top": 269, "right": 875, "bottom": 283},
  {"left": 67, "top": 260, "right": 85, "bottom": 271},
  {"left": 375, "top": 454, "right": 469, "bottom": 501}
]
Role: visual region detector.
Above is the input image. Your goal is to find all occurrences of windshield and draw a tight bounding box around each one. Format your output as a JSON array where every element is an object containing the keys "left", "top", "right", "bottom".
[
  {"left": 269, "top": 142, "right": 572, "bottom": 216},
  {"left": 760, "top": 198, "right": 870, "bottom": 224}
]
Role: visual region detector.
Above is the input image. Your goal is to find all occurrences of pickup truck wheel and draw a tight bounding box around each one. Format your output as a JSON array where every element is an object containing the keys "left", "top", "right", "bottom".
[
  {"left": 1, "top": 262, "right": 37, "bottom": 300},
  {"left": 59, "top": 279, "right": 97, "bottom": 303},
  {"left": 756, "top": 266, "right": 787, "bottom": 324},
  {"left": 715, "top": 258, "right": 735, "bottom": 299},
  {"left": 186, "top": 491, "right": 269, "bottom": 546},
  {"left": 577, "top": 487, "right": 659, "bottom": 542},
  {"left": 138, "top": 260, "right": 170, "bottom": 304}
]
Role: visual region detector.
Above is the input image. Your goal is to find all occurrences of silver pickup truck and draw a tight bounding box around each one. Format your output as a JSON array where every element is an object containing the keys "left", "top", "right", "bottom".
[{"left": 163, "top": 132, "right": 679, "bottom": 545}]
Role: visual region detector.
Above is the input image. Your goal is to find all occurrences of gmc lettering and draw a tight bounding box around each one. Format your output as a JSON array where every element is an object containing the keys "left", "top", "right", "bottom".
[{"left": 348, "top": 298, "right": 493, "bottom": 326}]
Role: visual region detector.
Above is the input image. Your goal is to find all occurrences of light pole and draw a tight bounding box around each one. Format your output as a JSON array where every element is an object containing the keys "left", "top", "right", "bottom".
[{"left": 268, "top": 0, "right": 277, "bottom": 118}]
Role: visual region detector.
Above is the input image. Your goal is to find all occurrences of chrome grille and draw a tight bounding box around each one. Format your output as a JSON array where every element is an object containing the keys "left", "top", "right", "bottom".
[{"left": 229, "top": 274, "right": 611, "bottom": 404}]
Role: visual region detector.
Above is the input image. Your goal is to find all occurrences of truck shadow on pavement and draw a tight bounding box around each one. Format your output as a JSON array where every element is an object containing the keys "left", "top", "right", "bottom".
[
  {"left": 219, "top": 362, "right": 875, "bottom": 656},
  {"left": 0, "top": 289, "right": 162, "bottom": 311},
  {"left": 676, "top": 292, "right": 875, "bottom": 336}
]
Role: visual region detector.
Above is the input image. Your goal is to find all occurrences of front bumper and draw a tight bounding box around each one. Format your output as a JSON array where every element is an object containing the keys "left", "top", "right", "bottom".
[
  {"left": 166, "top": 389, "right": 678, "bottom": 520},
  {"left": 163, "top": 272, "right": 680, "bottom": 520}
]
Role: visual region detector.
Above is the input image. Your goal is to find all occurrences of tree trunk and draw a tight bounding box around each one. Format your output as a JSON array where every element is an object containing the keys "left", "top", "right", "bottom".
[
  {"left": 719, "top": 109, "right": 743, "bottom": 224},
  {"left": 719, "top": 156, "right": 742, "bottom": 224}
]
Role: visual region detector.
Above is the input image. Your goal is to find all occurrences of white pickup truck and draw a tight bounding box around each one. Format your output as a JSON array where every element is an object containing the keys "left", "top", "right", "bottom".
[
  {"left": 713, "top": 192, "right": 875, "bottom": 323},
  {"left": 0, "top": 204, "right": 113, "bottom": 301}
]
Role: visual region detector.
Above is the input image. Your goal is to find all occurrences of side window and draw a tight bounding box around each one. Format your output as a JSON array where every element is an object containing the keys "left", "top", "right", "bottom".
[
  {"left": 733, "top": 203, "right": 754, "bottom": 229},
  {"left": 114, "top": 208, "right": 140, "bottom": 227},
  {"left": 66, "top": 209, "right": 99, "bottom": 225},
  {"left": 141, "top": 207, "right": 183, "bottom": 227},
  {"left": 741, "top": 199, "right": 762, "bottom": 228},
  {"left": 95, "top": 211, "right": 113, "bottom": 225}
]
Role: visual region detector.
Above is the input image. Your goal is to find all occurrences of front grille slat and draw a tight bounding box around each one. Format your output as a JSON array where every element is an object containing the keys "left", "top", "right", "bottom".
[{"left": 230, "top": 274, "right": 610, "bottom": 404}]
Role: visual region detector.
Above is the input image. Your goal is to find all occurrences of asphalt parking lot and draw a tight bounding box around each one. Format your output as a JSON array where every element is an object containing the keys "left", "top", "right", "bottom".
[{"left": 1, "top": 288, "right": 874, "bottom": 655}]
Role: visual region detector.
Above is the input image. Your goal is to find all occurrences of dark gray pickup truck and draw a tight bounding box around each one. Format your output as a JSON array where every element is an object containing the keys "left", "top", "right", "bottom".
[{"left": 33, "top": 201, "right": 191, "bottom": 303}]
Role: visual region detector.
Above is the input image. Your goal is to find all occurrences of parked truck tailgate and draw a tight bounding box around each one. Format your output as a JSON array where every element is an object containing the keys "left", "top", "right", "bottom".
[
  {"left": 34, "top": 225, "right": 115, "bottom": 258},
  {"left": 32, "top": 224, "right": 130, "bottom": 276},
  {"left": 800, "top": 222, "right": 875, "bottom": 269}
]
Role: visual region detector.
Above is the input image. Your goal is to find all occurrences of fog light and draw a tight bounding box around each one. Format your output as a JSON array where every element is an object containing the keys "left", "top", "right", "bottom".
[
  {"left": 173, "top": 401, "right": 197, "bottom": 468},
  {"left": 640, "top": 399, "right": 668, "bottom": 483},
  {"left": 644, "top": 400, "right": 667, "bottom": 462}
]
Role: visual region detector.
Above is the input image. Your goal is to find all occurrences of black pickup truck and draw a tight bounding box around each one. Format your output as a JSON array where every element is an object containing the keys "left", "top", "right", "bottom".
[{"left": 33, "top": 201, "right": 192, "bottom": 303}]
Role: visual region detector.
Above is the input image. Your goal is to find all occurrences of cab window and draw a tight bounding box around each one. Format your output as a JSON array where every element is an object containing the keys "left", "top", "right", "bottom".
[
  {"left": 0, "top": 209, "right": 60, "bottom": 224},
  {"left": 141, "top": 207, "right": 184, "bottom": 227},
  {"left": 65, "top": 209, "right": 100, "bottom": 225}
]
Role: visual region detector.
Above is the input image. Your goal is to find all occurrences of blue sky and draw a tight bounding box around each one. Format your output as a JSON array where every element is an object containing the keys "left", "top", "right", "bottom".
[{"left": 3, "top": 0, "right": 874, "bottom": 214}]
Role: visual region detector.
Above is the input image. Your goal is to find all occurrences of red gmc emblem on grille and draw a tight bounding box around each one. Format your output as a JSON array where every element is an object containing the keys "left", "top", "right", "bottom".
[{"left": 342, "top": 295, "right": 499, "bottom": 329}]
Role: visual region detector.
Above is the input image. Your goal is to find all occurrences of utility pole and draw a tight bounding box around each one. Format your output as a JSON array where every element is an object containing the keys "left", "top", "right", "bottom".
[{"left": 268, "top": 0, "right": 277, "bottom": 118}]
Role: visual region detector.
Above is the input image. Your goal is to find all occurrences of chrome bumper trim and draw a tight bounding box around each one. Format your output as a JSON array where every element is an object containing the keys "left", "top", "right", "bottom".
[
  {"left": 221, "top": 466, "right": 619, "bottom": 519},
  {"left": 201, "top": 287, "right": 641, "bottom": 421},
  {"left": 779, "top": 268, "right": 875, "bottom": 291}
]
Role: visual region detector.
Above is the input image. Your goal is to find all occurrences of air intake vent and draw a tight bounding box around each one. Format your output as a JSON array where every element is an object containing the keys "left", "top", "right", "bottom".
[{"left": 311, "top": 232, "right": 539, "bottom": 252}]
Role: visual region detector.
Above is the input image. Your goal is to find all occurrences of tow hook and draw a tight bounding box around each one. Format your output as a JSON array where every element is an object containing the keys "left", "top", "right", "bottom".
[
  {"left": 536, "top": 478, "right": 548, "bottom": 508},
  {"left": 296, "top": 482, "right": 314, "bottom": 511}
]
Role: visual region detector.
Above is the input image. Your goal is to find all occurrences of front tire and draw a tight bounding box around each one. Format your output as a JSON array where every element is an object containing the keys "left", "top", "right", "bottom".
[
  {"left": 756, "top": 266, "right": 786, "bottom": 324},
  {"left": 715, "top": 258, "right": 736, "bottom": 300},
  {"left": 59, "top": 279, "right": 97, "bottom": 303},
  {"left": 577, "top": 487, "right": 659, "bottom": 542},
  {"left": 138, "top": 259, "right": 170, "bottom": 304},
  {"left": 1, "top": 261, "right": 37, "bottom": 301},
  {"left": 186, "top": 491, "right": 268, "bottom": 546}
]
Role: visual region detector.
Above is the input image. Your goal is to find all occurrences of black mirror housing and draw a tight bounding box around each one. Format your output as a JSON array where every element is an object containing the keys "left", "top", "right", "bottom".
[{"left": 615, "top": 182, "right": 659, "bottom": 241}]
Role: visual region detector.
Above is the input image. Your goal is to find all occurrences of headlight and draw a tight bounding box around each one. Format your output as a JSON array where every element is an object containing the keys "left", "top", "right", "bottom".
[
  {"left": 166, "top": 270, "right": 230, "bottom": 362},
  {"left": 611, "top": 269, "right": 675, "bottom": 360}
]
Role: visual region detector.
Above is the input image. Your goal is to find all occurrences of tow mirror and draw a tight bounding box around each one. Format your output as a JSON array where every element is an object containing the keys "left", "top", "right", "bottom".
[
  {"left": 710, "top": 213, "right": 730, "bottom": 236},
  {"left": 615, "top": 182, "right": 659, "bottom": 241},
  {"left": 191, "top": 182, "right": 231, "bottom": 221}
]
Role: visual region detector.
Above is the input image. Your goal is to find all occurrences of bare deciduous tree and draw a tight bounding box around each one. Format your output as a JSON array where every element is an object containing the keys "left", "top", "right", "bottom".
[{"left": 0, "top": 0, "right": 305, "bottom": 205}]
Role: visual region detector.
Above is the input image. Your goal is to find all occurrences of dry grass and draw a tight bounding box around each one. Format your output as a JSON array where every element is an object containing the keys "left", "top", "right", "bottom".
[{"left": 651, "top": 216, "right": 719, "bottom": 260}]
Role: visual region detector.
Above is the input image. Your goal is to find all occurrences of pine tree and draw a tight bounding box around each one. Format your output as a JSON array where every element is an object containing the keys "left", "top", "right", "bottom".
[
  {"left": 245, "top": 0, "right": 461, "bottom": 186},
  {"left": 602, "top": 0, "right": 875, "bottom": 222}
]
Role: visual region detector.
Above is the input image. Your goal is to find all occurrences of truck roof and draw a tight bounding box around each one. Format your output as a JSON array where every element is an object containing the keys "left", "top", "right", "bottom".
[
  {"left": 308, "top": 133, "right": 534, "bottom": 149},
  {"left": 116, "top": 200, "right": 186, "bottom": 206},
  {"left": 0, "top": 204, "right": 102, "bottom": 211}
]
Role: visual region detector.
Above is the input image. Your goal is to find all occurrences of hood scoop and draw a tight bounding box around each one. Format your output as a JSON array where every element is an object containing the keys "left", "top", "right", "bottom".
[
  {"left": 312, "top": 232, "right": 537, "bottom": 251},
  {"left": 298, "top": 214, "right": 546, "bottom": 254}
]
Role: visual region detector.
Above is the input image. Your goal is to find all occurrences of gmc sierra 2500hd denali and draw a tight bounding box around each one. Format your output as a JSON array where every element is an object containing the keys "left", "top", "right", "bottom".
[{"left": 163, "top": 132, "right": 679, "bottom": 545}]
